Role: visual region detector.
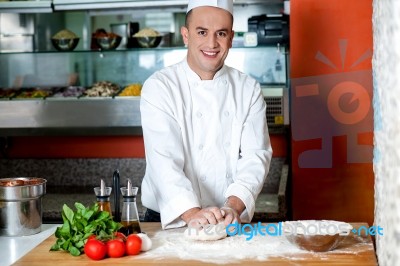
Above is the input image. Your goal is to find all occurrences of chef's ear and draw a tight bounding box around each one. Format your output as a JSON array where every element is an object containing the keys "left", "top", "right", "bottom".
[
  {"left": 229, "top": 30, "right": 234, "bottom": 48},
  {"left": 181, "top": 26, "right": 189, "bottom": 46}
]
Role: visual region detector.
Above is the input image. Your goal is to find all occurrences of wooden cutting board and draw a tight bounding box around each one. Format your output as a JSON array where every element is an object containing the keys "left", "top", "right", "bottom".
[{"left": 13, "top": 223, "right": 378, "bottom": 266}]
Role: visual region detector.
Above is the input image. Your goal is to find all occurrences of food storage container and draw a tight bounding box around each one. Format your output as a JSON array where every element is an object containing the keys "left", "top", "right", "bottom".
[{"left": 0, "top": 177, "right": 46, "bottom": 236}]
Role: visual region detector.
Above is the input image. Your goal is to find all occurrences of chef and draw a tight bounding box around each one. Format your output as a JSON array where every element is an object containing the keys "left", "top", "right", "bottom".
[{"left": 140, "top": 0, "right": 273, "bottom": 229}]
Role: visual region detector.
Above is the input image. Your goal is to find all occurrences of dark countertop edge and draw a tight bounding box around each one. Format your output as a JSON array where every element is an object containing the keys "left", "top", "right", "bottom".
[
  {"left": 0, "top": 127, "right": 143, "bottom": 136},
  {"left": 0, "top": 127, "right": 290, "bottom": 137}
]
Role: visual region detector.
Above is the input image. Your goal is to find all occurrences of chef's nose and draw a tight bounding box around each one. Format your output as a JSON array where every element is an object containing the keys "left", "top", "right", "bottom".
[{"left": 206, "top": 34, "right": 218, "bottom": 48}]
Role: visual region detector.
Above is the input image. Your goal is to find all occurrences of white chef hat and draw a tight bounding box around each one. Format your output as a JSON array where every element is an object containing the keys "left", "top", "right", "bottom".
[{"left": 186, "top": 0, "right": 233, "bottom": 15}]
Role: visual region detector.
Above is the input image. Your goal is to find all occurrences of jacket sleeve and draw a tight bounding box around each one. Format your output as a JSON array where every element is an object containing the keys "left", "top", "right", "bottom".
[
  {"left": 224, "top": 81, "right": 273, "bottom": 223},
  {"left": 140, "top": 77, "right": 200, "bottom": 229}
]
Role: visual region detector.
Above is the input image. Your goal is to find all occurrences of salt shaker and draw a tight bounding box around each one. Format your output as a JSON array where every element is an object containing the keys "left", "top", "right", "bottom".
[{"left": 120, "top": 180, "right": 141, "bottom": 235}]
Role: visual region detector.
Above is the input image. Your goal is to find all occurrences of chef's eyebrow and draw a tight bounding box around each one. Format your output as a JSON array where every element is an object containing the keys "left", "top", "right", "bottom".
[
  {"left": 195, "top": 26, "right": 229, "bottom": 34},
  {"left": 196, "top": 26, "right": 208, "bottom": 31}
]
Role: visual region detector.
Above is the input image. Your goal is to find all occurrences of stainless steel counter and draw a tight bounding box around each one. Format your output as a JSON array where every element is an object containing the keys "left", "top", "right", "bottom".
[
  {"left": 0, "top": 97, "right": 142, "bottom": 136},
  {"left": 0, "top": 88, "right": 287, "bottom": 136}
]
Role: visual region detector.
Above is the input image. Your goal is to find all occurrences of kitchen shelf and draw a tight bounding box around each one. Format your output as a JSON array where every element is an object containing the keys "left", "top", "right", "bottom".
[
  {"left": 0, "top": 97, "right": 142, "bottom": 136},
  {"left": 0, "top": 0, "right": 52, "bottom": 13},
  {"left": 0, "top": 46, "right": 287, "bottom": 87},
  {"left": 0, "top": 0, "right": 280, "bottom": 13},
  {"left": 0, "top": 46, "right": 288, "bottom": 136},
  {"left": 52, "top": 0, "right": 276, "bottom": 11}
]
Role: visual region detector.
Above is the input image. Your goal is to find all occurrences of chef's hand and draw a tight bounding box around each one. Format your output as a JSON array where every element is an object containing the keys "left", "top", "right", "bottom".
[
  {"left": 220, "top": 206, "right": 240, "bottom": 226},
  {"left": 181, "top": 207, "right": 224, "bottom": 229},
  {"left": 221, "top": 196, "right": 245, "bottom": 226}
]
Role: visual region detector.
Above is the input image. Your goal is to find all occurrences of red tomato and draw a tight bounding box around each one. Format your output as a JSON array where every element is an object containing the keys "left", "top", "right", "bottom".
[
  {"left": 106, "top": 239, "right": 126, "bottom": 258},
  {"left": 114, "top": 232, "right": 126, "bottom": 241},
  {"left": 87, "top": 234, "right": 97, "bottom": 241},
  {"left": 125, "top": 234, "right": 142, "bottom": 256},
  {"left": 84, "top": 239, "right": 107, "bottom": 260}
]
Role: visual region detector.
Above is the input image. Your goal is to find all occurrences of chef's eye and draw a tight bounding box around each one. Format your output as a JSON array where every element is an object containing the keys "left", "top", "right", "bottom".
[
  {"left": 217, "top": 31, "right": 227, "bottom": 38},
  {"left": 198, "top": 30, "right": 207, "bottom": 36}
]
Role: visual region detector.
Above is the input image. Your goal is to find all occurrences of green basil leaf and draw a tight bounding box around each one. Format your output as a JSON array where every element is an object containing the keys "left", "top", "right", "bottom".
[
  {"left": 62, "top": 204, "right": 75, "bottom": 225},
  {"left": 62, "top": 239, "right": 70, "bottom": 250},
  {"left": 97, "top": 211, "right": 110, "bottom": 221},
  {"left": 80, "top": 218, "right": 88, "bottom": 227},
  {"left": 50, "top": 243, "right": 60, "bottom": 251},
  {"left": 84, "top": 224, "right": 94, "bottom": 232},
  {"left": 58, "top": 221, "right": 71, "bottom": 238},
  {"left": 75, "top": 240, "right": 85, "bottom": 248},
  {"left": 83, "top": 210, "right": 95, "bottom": 221},
  {"left": 75, "top": 221, "right": 84, "bottom": 232},
  {"left": 54, "top": 227, "right": 62, "bottom": 238},
  {"left": 74, "top": 202, "right": 86, "bottom": 212},
  {"left": 68, "top": 246, "right": 81, "bottom": 256}
]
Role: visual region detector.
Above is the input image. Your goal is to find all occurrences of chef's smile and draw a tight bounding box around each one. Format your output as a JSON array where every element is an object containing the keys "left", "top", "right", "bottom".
[{"left": 202, "top": 50, "right": 219, "bottom": 57}]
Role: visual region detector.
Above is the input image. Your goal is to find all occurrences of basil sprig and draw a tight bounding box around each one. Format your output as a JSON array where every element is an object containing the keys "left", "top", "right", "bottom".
[{"left": 50, "top": 202, "right": 122, "bottom": 256}]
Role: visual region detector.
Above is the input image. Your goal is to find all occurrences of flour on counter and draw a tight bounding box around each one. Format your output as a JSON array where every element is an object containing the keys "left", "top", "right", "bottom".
[
  {"left": 135, "top": 227, "right": 373, "bottom": 264},
  {"left": 183, "top": 223, "right": 227, "bottom": 241},
  {"left": 136, "top": 227, "right": 300, "bottom": 264}
]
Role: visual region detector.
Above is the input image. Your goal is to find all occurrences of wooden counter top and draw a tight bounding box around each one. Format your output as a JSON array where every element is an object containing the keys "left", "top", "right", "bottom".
[{"left": 13, "top": 223, "right": 378, "bottom": 265}]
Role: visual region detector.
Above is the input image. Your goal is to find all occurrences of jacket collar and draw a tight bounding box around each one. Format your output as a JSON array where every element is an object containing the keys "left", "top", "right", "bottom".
[{"left": 182, "top": 57, "right": 227, "bottom": 85}]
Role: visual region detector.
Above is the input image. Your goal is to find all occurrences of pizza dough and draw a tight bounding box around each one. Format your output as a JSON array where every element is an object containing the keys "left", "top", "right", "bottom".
[{"left": 184, "top": 223, "right": 227, "bottom": 241}]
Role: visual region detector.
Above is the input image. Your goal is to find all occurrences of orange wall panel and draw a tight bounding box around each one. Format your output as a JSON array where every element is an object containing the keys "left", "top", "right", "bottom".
[
  {"left": 290, "top": 0, "right": 374, "bottom": 225},
  {"left": 291, "top": 0, "right": 372, "bottom": 78},
  {"left": 4, "top": 134, "right": 287, "bottom": 159},
  {"left": 270, "top": 134, "right": 288, "bottom": 158},
  {"left": 5, "top": 136, "right": 145, "bottom": 158}
]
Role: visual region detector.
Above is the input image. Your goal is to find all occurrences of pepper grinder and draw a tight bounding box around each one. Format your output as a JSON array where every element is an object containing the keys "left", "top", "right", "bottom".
[
  {"left": 94, "top": 179, "right": 112, "bottom": 216},
  {"left": 120, "top": 179, "right": 141, "bottom": 235},
  {"left": 113, "top": 170, "right": 121, "bottom": 222}
]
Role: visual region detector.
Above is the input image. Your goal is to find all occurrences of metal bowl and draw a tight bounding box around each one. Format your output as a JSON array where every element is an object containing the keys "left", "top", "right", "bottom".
[
  {"left": 51, "top": 38, "right": 80, "bottom": 51},
  {"left": 0, "top": 177, "right": 47, "bottom": 236},
  {"left": 285, "top": 233, "right": 346, "bottom": 252},
  {"left": 282, "top": 220, "right": 353, "bottom": 252},
  {"left": 129, "top": 36, "right": 162, "bottom": 48},
  {"left": 96, "top": 36, "right": 122, "bottom": 50}
]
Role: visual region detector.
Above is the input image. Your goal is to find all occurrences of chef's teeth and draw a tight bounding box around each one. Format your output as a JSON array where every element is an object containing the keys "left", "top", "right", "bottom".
[{"left": 203, "top": 51, "right": 217, "bottom": 56}]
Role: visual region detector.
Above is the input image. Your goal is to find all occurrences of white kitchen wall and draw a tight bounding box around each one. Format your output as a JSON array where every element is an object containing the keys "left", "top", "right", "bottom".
[{"left": 373, "top": 0, "right": 400, "bottom": 265}]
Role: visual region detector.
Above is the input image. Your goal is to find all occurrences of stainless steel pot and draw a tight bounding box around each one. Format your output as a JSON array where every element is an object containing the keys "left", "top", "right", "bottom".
[{"left": 0, "top": 177, "right": 46, "bottom": 236}]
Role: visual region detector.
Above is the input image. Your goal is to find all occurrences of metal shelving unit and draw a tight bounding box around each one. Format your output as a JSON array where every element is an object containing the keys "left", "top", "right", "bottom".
[
  {"left": 0, "top": 0, "right": 280, "bottom": 13},
  {"left": 0, "top": 46, "right": 288, "bottom": 136},
  {"left": 0, "top": 0, "right": 52, "bottom": 13}
]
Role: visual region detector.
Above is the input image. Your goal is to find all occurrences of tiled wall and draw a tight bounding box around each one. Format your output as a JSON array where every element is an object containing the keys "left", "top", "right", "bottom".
[
  {"left": 0, "top": 158, "right": 146, "bottom": 188},
  {"left": 0, "top": 157, "right": 285, "bottom": 222},
  {"left": 373, "top": 0, "right": 400, "bottom": 265},
  {"left": 0, "top": 157, "right": 284, "bottom": 191}
]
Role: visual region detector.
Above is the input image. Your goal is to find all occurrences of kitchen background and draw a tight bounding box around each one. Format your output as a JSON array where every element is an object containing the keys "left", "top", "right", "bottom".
[
  {"left": 0, "top": 0, "right": 400, "bottom": 265},
  {"left": 0, "top": 0, "right": 290, "bottom": 224},
  {"left": 3, "top": 1, "right": 400, "bottom": 265}
]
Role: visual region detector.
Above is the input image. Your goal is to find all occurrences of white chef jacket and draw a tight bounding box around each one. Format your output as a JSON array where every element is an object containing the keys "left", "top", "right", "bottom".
[{"left": 140, "top": 58, "right": 272, "bottom": 229}]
